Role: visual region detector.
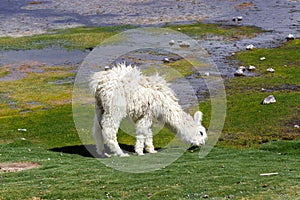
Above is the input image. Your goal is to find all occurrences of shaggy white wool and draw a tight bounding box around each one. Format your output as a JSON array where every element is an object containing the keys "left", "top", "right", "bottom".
[{"left": 90, "top": 63, "right": 207, "bottom": 157}]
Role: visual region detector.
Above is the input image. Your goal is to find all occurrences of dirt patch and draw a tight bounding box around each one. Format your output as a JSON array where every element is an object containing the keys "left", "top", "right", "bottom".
[
  {"left": 0, "top": 162, "right": 40, "bottom": 173},
  {"left": 235, "top": 2, "right": 254, "bottom": 10}
]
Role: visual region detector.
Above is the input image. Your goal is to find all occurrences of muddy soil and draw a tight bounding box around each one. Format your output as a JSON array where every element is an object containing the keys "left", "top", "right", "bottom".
[{"left": 0, "top": 162, "right": 40, "bottom": 173}]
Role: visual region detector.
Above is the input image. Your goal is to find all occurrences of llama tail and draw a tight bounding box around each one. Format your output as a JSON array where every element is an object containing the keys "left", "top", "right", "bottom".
[{"left": 89, "top": 71, "right": 103, "bottom": 96}]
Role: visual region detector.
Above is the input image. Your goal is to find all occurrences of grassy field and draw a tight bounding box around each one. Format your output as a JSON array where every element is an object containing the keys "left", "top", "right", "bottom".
[
  {"left": 0, "top": 24, "right": 299, "bottom": 199},
  {"left": 220, "top": 39, "right": 300, "bottom": 147},
  {"left": 0, "top": 25, "right": 136, "bottom": 51},
  {"left": 1, "top": 139, "right": 299, "bottom": 199}
]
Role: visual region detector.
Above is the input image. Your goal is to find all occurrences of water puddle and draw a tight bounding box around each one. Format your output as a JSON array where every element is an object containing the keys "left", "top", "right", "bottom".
[
  {"left": 0, "top": 48, "right": 87, "bottom": 81},
  {"left": 0, "top": 48, "right": 87, "bottom": 66}
]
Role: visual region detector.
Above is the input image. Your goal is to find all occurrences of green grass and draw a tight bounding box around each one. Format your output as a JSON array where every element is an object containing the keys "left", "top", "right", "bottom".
[
  {"left": 0, "top": 23, "right": 264, "bottom": 51},
  {"left": 143, "top": 58, "right": 197, "bottom": 81},
  {"left": 0, "top": 140, "right": 299, "bottom": 199},
  {"left": 165, "top": 22, "right": 265, "bottom": 41},
  {"left": 0, "top": 65, "right": 74, "bottom": 117},
  {"left": 0, "top": 25, "right": 136, "bottom": 51},
  {"left": 215, "top": 39, "right": 300, "bottom": 147},
  {"left": 0, "top": 105, "right": 79, "bottom": 147},
  {"left": 0, "top": 25, "right": 299, "bottom": 199}
]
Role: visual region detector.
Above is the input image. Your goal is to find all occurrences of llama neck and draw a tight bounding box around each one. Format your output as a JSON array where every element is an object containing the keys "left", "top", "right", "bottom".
[{"left": 164, "top": 108, "right": 195, "bottom": 144}]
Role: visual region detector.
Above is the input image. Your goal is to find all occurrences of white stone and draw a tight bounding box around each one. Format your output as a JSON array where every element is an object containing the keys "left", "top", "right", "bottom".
[
  {"left": 286, "top": 34, "right": 295, "bottom": 40},
  {"left": 178, "top": 41, "right": 190, "bottom": 48},
  {"left": 246, "top": 44, "right": 255, "bottom": 50},
  {"left": 248, "top": 65, "right": 256, "bottom": 70},
  {"left": 239, "top": 66, "right": 246, "bottom": 71},
  {"left": 267, "top": 68, "right": 275, "bottom": 73},
  {"left": 262, "top": 95, "right": 276, "bottom": 104},
  {"left": 169, "top": 40, "right": 175, "bottom": 45},
  {"left": 163, "top": 58, "right": 170, "bottom": 63},
  {"left": 260, "top": 57, "right": 266, "bottom": 61},
  {"left": 234, "top": 68, "right": 245, "bottom": 76}
]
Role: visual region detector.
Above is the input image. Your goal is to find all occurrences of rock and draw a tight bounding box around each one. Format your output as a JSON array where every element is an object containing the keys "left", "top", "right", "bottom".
[
  {"left": 163, "top": 58, "right": 170, "bottom": 63},
  {"left": 246, "top": 44, "right": 255, "bottom": 50},
  {"left": 248, "top": 65, "right": 256, "bottom": 70},
  {"left": 286, "top": 34, "right": 295, "bottom": 41},
  {"left": 232, "top": 16, "right": 243, "bottom": 22},
  {"left": 239, "top": 66, "right": 246, "bottom": 71},
  {"left": 260, "top": 57, "right": 266, "bottom": 61},
  {"left": 294, "top": 125, "right": 299, "bottom": 128},
  {"left": 262, "top": 95, "right": 276, "bottom": 104},
  {"left": 204, "top": 72, "right": 210, "bottom": 76},
  {"left": 178, "top": 41, "right": 190, "bottom": 48},
  {"left": 169, "top": 39, "right": 175, "bottom": 45},
  {"left": 234, "top": 68, "right": 245, "bottom": 76},
  {"left": 177, "top": 28, "right": 181, "bottom": 31},
  {"left": 266, "top": 68, "right": 275, "bottom": 73},
  {"left": 104, "top": 66, "right": 111, "bottom": 71}
]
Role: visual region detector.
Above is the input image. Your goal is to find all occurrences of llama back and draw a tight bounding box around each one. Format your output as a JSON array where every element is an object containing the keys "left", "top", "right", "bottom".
[
  {"left": 90, "top": 64, "right": 140, "bottom": 96},
  {"left": 90, "top": 63, "right": 182, "bottom": 119}
]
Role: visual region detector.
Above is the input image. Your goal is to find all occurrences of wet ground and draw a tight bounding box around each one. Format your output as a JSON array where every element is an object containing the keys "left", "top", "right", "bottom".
[
  {"left": 0, "top": 0, "right": 299, "bottom": 107},
  {"left": 0, "top": 0, "right": 299, "bottom": 37},
  {"left": 1, "top": 0, "right": 299, "bottom": 67}
]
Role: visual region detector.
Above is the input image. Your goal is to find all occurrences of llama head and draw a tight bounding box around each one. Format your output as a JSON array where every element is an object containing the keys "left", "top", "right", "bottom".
[{"left": 191, "top": 111, "right": 207, "bottom": 146}]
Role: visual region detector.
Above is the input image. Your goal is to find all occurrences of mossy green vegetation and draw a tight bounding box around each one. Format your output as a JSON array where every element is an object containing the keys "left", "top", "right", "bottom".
[
  {"left": 0, "top": 25, "right": 136, "bottom": 51},
  {"left": 0, "top": 65, "right": 74, "bottom": 117},
  {"left": 216, "top": 39, "right": 300, "bottom": 147},
  {"left": 165, "top": 22, "right": 265, "bottom": 40},
  {"left": 0, "top": 23, "right": 264, "bottom": 51},
  {"left": 143, "top": 58, "right": 196, "bottom": 81}
]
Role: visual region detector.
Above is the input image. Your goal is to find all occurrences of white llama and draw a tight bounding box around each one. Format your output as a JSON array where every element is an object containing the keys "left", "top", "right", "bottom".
[{"left": 90, "top": 63, "right": 207, "bottom": 157}]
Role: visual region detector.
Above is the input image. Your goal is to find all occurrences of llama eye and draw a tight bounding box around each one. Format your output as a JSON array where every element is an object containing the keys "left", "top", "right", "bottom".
[{"left": 198, "top": 131, "right": 204, "bottom": 136}]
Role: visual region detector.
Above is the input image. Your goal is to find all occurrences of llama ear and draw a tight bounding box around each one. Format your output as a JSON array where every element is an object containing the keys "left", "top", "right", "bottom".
[{"left": 194, "top": 111, "right": 203, "bottom": 125}]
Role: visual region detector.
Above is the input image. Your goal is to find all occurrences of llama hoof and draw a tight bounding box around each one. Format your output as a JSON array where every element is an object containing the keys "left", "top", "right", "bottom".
[
  {"left": 104, "top": 153, "right": 111, "bottom": 158},
  {"left": 119, "top": 153, "right": 129, "bottom": 157},
  {"left": 149, "top": 150, "right": 157, "bottom": 154},
  {"left": 96, "top": 150, "right": 111, "bottom": 158},
  {"left": 136, "top": 151, "right": 144, "bottom": 156},
  {"left": 146, "top": 149, "right": 157, "bottom": 154}
]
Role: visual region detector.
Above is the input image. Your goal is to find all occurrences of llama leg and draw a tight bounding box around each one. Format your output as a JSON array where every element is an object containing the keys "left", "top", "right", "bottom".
[
  {"left": 145, "top": 135, "right": 157, "bottom": 154},
  {"left": 135, "top": 135, "right": 145, "bottom": 156},
  {"left": 93, "top": 115, "right": 110, "bottom": 158},
  {"left": 135, "top": 116, "right": 156, "bottom": 155},
  {"left": 135, "top": 117, "right": 146, "bottom": 155},
  {"left": 93, "top": 105, "right": 111, "bottom": 157},
  {"left": 101, "top": 114, "right": 129, "bottom": 157}
]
